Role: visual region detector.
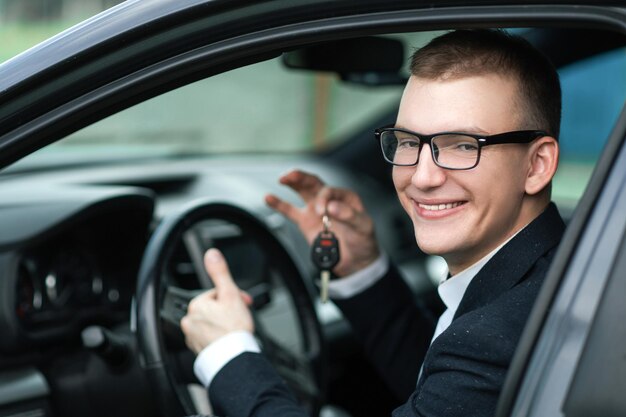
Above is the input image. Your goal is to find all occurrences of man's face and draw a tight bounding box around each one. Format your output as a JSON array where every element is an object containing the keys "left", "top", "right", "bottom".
[{"left": 393, "top": 74, "right": 532, "bottom": 274}]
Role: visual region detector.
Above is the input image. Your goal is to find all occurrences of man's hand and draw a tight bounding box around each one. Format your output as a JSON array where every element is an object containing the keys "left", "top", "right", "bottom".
[
  {"left": 266, "top": 169, "right": 380, "bottom": 277},
  {"left": 180, "top": 248, "right": 254, "bottom": 354}
]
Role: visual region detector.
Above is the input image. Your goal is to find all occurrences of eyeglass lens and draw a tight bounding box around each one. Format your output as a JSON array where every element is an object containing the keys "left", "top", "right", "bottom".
[{"left": 380, "top": 131, "right": 480, "bottom": 169}]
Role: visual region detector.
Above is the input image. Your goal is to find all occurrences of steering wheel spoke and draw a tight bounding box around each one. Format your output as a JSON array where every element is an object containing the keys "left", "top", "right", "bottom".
[{"left": 160, "top": 286, "right": 204, "bottom": 329}]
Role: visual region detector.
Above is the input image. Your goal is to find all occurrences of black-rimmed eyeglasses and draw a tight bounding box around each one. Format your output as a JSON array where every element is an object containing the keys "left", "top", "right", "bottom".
[{"left": 374, "top": 125, "right": 548, "bottom": 170}]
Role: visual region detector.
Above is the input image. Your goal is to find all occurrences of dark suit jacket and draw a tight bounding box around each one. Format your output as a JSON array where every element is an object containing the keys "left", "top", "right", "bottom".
[{"left": 209, "top": 203, "right": 565, "bottom": 417}]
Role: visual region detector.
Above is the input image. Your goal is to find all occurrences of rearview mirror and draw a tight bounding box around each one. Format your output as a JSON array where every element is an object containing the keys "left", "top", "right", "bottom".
[{"left": 282, "top": 36, "right": 407, "bottom": 86}]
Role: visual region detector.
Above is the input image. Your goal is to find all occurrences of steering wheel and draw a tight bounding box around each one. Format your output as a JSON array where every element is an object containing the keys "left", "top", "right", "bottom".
[{"left": 134, "top": 200, "right": 326, "bottom": 416}]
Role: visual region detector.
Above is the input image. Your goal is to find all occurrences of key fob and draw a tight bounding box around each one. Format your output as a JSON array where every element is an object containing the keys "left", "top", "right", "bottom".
[{"left": 311, "top": 231, "right": 340, "bottom": 270}]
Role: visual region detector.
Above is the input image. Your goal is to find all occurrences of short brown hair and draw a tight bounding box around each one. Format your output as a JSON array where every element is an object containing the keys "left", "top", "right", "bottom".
[{"left": 410, "top": 29, "right": 561, "bottom": 139}]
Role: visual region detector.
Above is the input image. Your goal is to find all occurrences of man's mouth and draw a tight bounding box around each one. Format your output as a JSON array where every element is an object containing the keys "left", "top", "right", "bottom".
[{"left": 417, "top": 201, "right": 465, "bottom": 211}]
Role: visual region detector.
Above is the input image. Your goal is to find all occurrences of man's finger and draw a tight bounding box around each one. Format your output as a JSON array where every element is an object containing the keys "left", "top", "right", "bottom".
[
  {"left": 326, "top": 200, "right": 373, "bottom": 234},
  {"left": 318, "top": 186, "right": 365, "bottom": 212},
  {"left": 204, "top": 248, "right": 239, "bottom": 299},
  {"left": 280, "top": 170, "right": 325, "bottom": 202},
  {"left": 265, "top": 194, "right": 301, "bottom": 223},
  {"left": 240, "top": 290, "right": 253, "bottom": 307},
  {"left": 187, "top": 289, "right": 215, "bottom": 314}
]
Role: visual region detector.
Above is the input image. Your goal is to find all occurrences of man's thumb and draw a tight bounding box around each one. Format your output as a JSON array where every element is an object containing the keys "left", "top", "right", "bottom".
[{"left": 204, "top": 248, "right": 238, "bottom": 297}]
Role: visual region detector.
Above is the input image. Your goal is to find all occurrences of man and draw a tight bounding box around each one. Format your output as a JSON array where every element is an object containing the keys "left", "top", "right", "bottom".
[{"left": 181, "top": 29, "right": 563, "bottom": 417}]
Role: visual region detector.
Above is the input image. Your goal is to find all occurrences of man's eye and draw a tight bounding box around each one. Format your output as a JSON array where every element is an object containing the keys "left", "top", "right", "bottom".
[
  {"left": 455, "top": 142, "right": 478, "bottom": 152},
  {"left": 397, "top": 138, "right": 420, "bottom": 148}
]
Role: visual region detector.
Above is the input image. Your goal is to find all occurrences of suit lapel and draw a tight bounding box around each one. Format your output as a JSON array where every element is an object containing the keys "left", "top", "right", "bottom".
[{"left": 453, "top": 202, "right": 565, "bottom": 321}]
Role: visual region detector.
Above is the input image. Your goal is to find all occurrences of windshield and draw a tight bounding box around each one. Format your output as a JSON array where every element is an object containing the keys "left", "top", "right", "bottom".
[
  {"left": 13, "top": 33, "right": 441, "bottom": 167},
  {"left": 35, "top": 57, "right": 403, "bottom": 158}
]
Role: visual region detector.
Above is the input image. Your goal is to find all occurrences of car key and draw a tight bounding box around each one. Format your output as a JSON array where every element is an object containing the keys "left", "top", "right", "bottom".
[{"left": 311, "top": 214, "right": 340, "bottom": 303}]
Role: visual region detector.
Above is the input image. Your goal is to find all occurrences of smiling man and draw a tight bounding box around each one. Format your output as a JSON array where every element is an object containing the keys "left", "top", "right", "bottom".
[
  {"left": 181, "top": 29, "right": 564, "bottom": 417},
  {"left": 392, "top": 73, "right": 555, "bottom": 274}
]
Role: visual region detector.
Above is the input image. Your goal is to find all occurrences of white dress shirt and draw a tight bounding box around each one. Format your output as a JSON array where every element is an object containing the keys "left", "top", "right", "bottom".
[
  {"left": 193, "top": 233, "right": 519, "bottom": 388},
  {"left": 193, "top": 330, "right": 261, "bottom": 387}
]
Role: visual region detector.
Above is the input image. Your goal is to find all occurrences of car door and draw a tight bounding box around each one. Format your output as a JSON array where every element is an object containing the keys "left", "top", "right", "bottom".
[
  {"left": 1, "top": 2, "right": 626, "bottom": 417},
  {"left": 496, "top": 66, "right": 626, "bottom": 417}
]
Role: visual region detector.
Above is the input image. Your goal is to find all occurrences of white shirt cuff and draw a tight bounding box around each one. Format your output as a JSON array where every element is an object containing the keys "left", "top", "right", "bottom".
[
  {"left": 327, "top": 253, "right": 389, "bottom": 299},
  {"left": 193, "top": 330, "right": 261, "bottom": 388}
]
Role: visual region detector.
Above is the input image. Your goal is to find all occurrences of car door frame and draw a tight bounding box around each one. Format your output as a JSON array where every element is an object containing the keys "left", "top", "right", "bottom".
[
  {"left": 497, "top": 102, "right": 626, "bottom": 416},
  {"left": 1, "top": 2, "right": 626, "bottom": 416}
]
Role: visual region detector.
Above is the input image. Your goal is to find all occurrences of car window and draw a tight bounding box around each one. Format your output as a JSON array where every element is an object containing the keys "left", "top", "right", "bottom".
[
  {"left": 13, "top": 33, "right": 442, "bottom": 168},
  {"left": 552, "top": 47, "right": 626, "bottom": 213},
  {"left": 12, "top": 33, "right": 626, "bottom": 219},
  {"left": 19, "top": 57, "right": 402, "bottom": 163}
]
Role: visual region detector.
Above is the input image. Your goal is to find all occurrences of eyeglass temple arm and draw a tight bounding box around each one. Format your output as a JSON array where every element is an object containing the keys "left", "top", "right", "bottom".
[{"left": 483, "top": 130, "right": 549, "bottom": 145}]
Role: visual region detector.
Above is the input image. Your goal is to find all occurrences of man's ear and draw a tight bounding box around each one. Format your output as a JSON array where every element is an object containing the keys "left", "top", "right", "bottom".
[{"left": 525, "top": 136, "right": 559, "bottom": 196}]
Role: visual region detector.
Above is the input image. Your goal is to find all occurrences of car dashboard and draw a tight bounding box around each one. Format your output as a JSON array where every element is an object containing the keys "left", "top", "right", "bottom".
[
  {"left": 0, "top": 155, "right": 432, "bottom": 416},
  {"left": 0, "top": 183, "right": 152, "bottom": 352}
]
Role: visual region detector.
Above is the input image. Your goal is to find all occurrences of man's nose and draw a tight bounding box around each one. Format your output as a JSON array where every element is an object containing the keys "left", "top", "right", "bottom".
[{"left": 411, "top": 144, "right": 447, "bottom": 190}]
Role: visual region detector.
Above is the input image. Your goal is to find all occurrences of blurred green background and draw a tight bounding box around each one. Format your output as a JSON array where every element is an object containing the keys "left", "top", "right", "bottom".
[{"left": 0, "top": 0, "right": 122, "bottom": 63}]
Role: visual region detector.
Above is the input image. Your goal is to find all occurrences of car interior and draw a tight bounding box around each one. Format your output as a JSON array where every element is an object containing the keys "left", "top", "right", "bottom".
[{"left": 0, "top": 16, "right": 625, "bottom": 417}]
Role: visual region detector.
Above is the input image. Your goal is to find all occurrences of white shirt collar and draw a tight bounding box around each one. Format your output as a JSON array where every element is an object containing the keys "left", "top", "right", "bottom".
[
  {"left": 430, "top": 235, "right": 515, "bottom": 344},
  {"left": 438, "top": 247, "right": 496, "bottom": 311},
  {"left": 437, "top": 229, "right": 522, "bottom": 313}
]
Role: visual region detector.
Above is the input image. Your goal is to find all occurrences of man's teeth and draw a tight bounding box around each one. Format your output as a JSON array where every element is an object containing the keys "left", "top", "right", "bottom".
[{"left": 419, "top": 202, "right": 463, "bottom": 211}]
